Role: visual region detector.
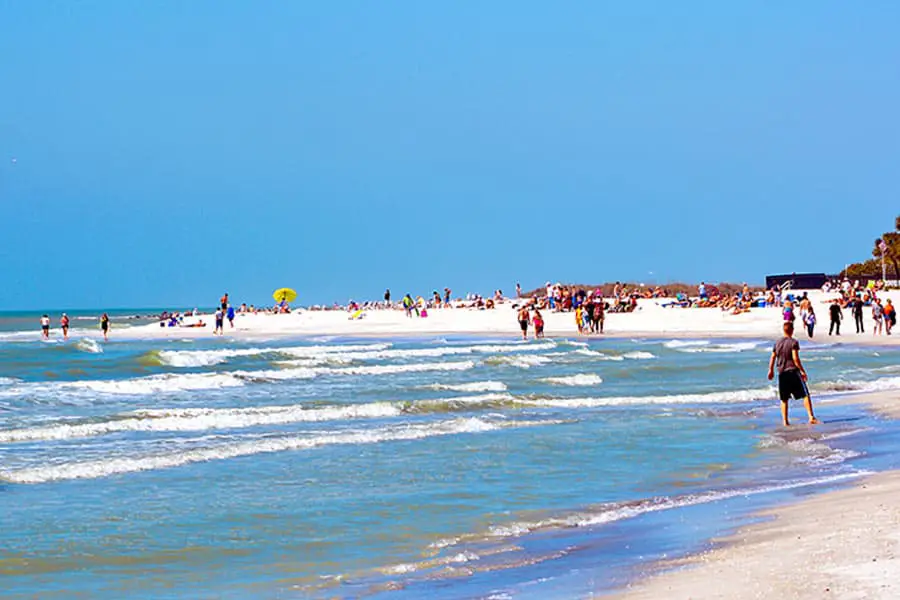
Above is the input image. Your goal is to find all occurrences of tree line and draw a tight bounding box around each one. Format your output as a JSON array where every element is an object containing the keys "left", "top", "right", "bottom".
[{"left": 844, "top": 215, "right": 900, "bottom": 280}]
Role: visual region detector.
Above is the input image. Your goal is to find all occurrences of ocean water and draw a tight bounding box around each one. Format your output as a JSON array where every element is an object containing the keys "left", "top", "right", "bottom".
[{"left": 2, "top": 317, "right": 899, "bottom": 599}]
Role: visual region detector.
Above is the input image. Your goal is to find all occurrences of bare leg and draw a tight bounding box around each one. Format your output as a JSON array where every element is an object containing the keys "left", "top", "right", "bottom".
[
  {"left": 804, "top": 396, "right": 820, "bottom": 424},
  {"left": 781, "top": 400, "right": 790, "bottom": 427}
]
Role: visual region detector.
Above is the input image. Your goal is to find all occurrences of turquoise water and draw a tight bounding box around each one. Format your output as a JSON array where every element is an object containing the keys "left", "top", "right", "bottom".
[{"left": 2, "top": 317, "right": 899, "bottom": 599}]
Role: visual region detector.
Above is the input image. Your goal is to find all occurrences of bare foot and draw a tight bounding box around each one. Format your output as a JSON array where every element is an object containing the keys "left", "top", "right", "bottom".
[
  {"left": 809, "top": 418, "right": 821, "bottom": 425},
  {"left": 783, "top": 421, "right": 791, "bottom": 427}
]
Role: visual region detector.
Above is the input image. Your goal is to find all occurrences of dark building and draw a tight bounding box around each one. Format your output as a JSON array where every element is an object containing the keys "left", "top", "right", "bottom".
[{"left": 765, "top": 273, "right": 830, "bottom": 290}]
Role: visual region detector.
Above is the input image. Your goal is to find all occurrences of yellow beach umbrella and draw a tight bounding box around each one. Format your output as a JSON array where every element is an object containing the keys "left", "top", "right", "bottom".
[{"left": 273, "top": 287, "right": 298, "bottom": 303}]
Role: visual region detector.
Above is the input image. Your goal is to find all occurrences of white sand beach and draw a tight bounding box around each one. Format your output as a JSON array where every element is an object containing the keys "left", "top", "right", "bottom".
[
  {"left": 611, "top": 390, "right": 900, "bottom": 600},
  {"left": 116, "top": 289, "right": 900, "bottom": 346}
]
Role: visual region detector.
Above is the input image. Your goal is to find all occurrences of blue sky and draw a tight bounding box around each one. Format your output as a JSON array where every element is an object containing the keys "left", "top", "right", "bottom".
[{"left": 1, "top": 2, "right": 898, "bottom": 309}]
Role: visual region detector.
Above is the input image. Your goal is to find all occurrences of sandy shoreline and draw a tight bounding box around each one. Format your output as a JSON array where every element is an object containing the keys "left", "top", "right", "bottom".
[
  {"left": 609, "top": 390, "right": 900, "bottom": 600},
  {"left": 77, "top": 289, "right": 899, "bottom": 348}
]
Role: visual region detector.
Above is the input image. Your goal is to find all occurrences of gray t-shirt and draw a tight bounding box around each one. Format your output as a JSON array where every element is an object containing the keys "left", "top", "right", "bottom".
[{"left": 773, "top": 336, "right": 800, "bottom": 374}]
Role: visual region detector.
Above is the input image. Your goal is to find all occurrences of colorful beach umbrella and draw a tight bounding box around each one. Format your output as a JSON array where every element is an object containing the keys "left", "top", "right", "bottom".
[{"left": 273, "top": 288, "right": 297, "bottom": 303}]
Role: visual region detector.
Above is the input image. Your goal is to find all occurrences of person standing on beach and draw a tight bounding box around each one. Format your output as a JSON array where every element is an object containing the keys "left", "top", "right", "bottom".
[
  {"left": 516, "top": 282, "right": 522, "bottom": 298},
  {"left": 584, "top": 296, "right": 596, "bottom": 333},
  {"left": 517, "top": 306, "right": 530, "bottom": 340},
  {"left": 595, "top": 296, "right": 605, "bottom": 334},
  {"left": 782, "top": 300, "right": 795, "bottom": 324},
  {"left": 767, "top": 321, "right": 820, "bottom": 427},
  {"left": 100, "top": 313, "right": 110, "bottom": 341},
  {"left": 384, "top": 289, "right": 391, "bottom": 307},
  {"left": 40, "top": 314, "right": 50, "bottom": 339},
  {"left": 872, "top": 299, "right": 884, "bottom": 335},
  {"left": 828, "top": 300, "right": 842, "bottom": 336},
  {"left": 852, "top": 296, "right": 865, "bottom": 333},
  {"left": 532, "top": 308, "right": 544, "bottom": 338},
  {"left": 60, "top": 313, "right": 70, "bottom": 340},
  {"left": 226, "top": 304, "right": 235, "bottom": 328},
  {"left": 574, "top": 304, "right": 584, "bottom": 335},
  {"left": 220, "top": 293, "right": 229, "bottom": 311},
  {"left": 402, "top": 294, "right": 417, "bottom": 317},
  {"left": 804, "top": 306, "right": 816, "bottom": 338},
  {"left": 884, "top": 299, "right": 895, "bottom": 335},
  {"left": 214, "top": 307, "right": 224, "bottom": 335}
]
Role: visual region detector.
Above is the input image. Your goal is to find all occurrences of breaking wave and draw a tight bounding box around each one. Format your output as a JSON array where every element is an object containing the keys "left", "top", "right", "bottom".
[
  {"left": 0, "top": 417, "right": 557, "bottom": 483},
  {"left": 0, "top": 394, "right": 519, "bottom": 443},
  {"left": 540, "top": 374, "right": 603, "bottom": 387}
]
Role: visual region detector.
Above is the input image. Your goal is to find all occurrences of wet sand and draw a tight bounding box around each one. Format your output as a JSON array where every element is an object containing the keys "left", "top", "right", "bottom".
[{"left": 610, "top": 391, "right": 900, "bottom": 600}]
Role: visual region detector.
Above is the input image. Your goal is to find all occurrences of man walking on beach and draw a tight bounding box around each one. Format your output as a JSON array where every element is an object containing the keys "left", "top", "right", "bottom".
[
  {"left": 767, "top": 321, "right": 820, "bottom": 427},
  {"left": 828, "top": 300, "right": 842, "bottom": 336},
  {"left": 852, "top": 295, "right": 865, "bottom": 333},
  {"left": 517, "top": 305, "right": 530, "bottom": 340}
]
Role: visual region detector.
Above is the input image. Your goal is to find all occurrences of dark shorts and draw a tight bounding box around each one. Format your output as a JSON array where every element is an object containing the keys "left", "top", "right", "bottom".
[
  {"left": 41, "top": 326, "right": 49, "bottom": 332},
  {"left": 519, "top": 319, "right": 528, "bottom": 332},
  {"left": 778, "top": 370, "right": 808, "bottom": 401}
]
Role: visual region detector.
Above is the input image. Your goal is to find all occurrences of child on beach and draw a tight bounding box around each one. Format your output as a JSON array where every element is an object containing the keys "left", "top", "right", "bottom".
[
  {"left": 226, "top": 305, "right": 236, "bottom": 328},
  {"left": 574, "top": 305, "right": 584, "bottom": 334},
  {"left": 214, "top": 308, "right": 224, "bottom": 335},
  {"left": 40, "top": 315, "right": 50, "bottom": 339}
]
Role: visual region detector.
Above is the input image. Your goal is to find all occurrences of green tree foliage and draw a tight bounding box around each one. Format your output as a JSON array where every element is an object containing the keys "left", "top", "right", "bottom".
[
  {"left": 848, "top": 214, "right": 900, "bottom": 280},
  {"left": 871, "top": 215, "right": 900, "bottom": 279}
]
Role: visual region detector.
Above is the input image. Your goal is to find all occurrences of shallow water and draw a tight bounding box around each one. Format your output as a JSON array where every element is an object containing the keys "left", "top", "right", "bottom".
[{"left": 1, "top": 320, "right": 898, "bottom": 599}]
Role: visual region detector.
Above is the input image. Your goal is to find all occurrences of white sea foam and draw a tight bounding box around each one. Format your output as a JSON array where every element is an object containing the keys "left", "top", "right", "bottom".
[
  {"left": 490, "top": 355, "right": 552, "bottom": 369},
  {"left": 74, "top": 338, "right": 103, "bottom": 353},
  {"left": 66, "top": 372, "right": 246, "bottom": 395},
  {"left": 1, "top": 359, "right": 479, "bottom": 399},
  {"left": 0, "top": 377, "right": 19, "bottom": 386},
  {"left": 155, "top": 342, "right": 549, "bottom": 367},
  {"left": 540, "top": 374, "right": 603, "bottom": 387},
  {"left": 0, "top": 393, "right": 521, "bottom": 443},
  {"left": 298, "top": 342, "right": 558, "bottom": 363},
  {"left": 428, "top": 472, "right": 871, "bottom": 547},
  {"left": 426, "top": 381, "right": 509, "bottom": 393},
  {"left": 812, "top": 376, "right": 900, "bottom": 394},
  {"left": 623, "top": 351, "right": 656, "bottom": 360},
  {"left": 759, "top": 432, "right": 864, "bottom": 467},
  {"left": 240, "top": 360, "right": 476, "bottom": 382},
  {"left": 528, "top": 387, "right": 776, "bottom": 408},
  {"left": 663, "top": 340, "right": 711, "bottom": 349},
  {"left": 573, "top": 349, "right": 624, "bottom": 361},
  {"left": 0, "top": 417, "right": 556, "bottom": 483},
  {"left": 670, "top": 341, "right": 762, "bottom": 354},
  {"left": 156, "top": 343, "right": 393, "bottom": 367}
]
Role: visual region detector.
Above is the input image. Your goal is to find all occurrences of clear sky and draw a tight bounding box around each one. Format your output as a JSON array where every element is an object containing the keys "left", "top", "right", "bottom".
[{"left": 1, "top": 2, "right": 898, "bottom": 309}]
